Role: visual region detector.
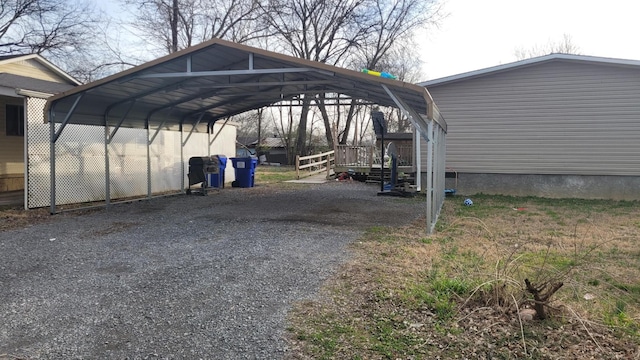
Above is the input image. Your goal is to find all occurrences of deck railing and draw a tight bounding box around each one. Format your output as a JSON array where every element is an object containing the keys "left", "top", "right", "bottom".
[
  {"left": 335, "top": 144, "right": 413, "bottom": 167},
  {"left": 295, "top": 150, "right": 335, "bottom": 179},
  {"left": 334, "top": 145, "right": 374, "bottom": 167}
]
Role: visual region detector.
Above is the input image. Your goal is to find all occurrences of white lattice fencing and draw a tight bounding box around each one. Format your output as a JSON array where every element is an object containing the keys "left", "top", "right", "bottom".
[
  {"left": 26, "top": 97, "right": 52, "bottom": 208},
  {"left": 26, "top": 96, "right": 235, "bottom": 210}
]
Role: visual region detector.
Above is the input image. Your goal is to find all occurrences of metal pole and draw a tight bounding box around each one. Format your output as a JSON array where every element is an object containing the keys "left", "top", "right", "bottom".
[
  {"left": 207, "top": 124, "right": 211, "bottom": 157},
  {"left": 426, "top": 121, "right": 434, "bottom": 234},
  {"left": 180, "top": 122, "right": 185, "bottom": 193},
  {"left": 23, "top": 97, "right": 28, "bottom": 210},
  {"left": 147, "top": 121, "right": 151, "bottom": 198},
  {"left": 416, "top": 129, "right": 421, "bottom": 192},
  {"left": 49, "top": 108, "right": 56, "bottom": 214},
  {"left": 380, "top": 131, "right": 385, "bottom": 192},
  {"left": 105, "top": 117, "right": 110, "bottom": 207}
]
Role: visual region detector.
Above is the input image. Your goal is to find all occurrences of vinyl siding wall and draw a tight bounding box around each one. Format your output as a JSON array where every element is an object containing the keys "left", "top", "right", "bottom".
[
  {"left": 421, "top": 60, "right": 640, "bottom": 176},
  {"left": 0, "top": 59, "right": 68, "bottom": 83}
]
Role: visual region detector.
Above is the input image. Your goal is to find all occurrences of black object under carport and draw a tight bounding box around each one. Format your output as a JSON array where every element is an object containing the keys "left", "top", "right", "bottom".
[{"left": 187, "top": 156, "right": 225, "bottom": 195}]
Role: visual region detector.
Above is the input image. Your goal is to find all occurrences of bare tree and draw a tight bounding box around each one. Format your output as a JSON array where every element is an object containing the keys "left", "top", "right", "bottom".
[
  {"left": 271, "top": 103, "right": 297, "bottom": 164},
  {"left": 332, "top": 0, "right": 442, "bottom": 144},
  {"left": 62, "top": 17, "right": 148, "bottom": 83},
  {"left": 261, "top": 0, "right": 368, "bottom": 155},
  {"left": 514, "top": 33, "right": 580, "bottom": 60},
  {"left": 0, "top": 0, "right": 103, "bottom": 78},
  {"left": 354, "top": 0, "right": 442, "bottom": 72},
  {"left": 122, "top": 0, "right": 267, "bottom": 55}
]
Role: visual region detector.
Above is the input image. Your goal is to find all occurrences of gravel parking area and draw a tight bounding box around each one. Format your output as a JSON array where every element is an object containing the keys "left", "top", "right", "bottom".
[{"left": 0, "top": 182, "right": 424, "bottom": 359}]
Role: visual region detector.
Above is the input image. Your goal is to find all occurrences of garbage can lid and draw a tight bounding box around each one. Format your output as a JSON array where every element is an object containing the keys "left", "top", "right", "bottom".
[{"left": 216, "top": 155, "right": 228, "bottom": 166}]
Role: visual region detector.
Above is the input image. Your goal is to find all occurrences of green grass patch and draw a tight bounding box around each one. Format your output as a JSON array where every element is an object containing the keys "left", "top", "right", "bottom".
[
  {"left": 370, "top": 317, "right": 426, "bottom": 358},
  {"left": 400, "top": 274, "right": 473, "bottom": 322},
  {"left": 254, "top": 165, "right": 298, "bottom": 183},
  {"left": 297, "top": 323, "right": 357, "bottom": 359}
]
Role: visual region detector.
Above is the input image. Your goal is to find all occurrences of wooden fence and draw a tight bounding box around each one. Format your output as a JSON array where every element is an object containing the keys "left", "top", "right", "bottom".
[{"left": 295, "top": 150, "right": 335, "bottom": 179}]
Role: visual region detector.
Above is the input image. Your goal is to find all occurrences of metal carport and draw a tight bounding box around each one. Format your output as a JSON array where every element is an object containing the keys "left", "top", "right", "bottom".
[{"left": 43, "top": 38, "right": 447, "bottom": 232}]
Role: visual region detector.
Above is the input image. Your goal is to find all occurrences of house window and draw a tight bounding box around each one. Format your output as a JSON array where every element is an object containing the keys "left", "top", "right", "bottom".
[{"left": 5, "top": 104, "right": 24, "bottom": 136}]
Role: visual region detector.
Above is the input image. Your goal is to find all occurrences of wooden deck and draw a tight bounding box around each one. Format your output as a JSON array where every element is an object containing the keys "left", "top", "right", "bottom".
[{"left": 334, "top": 164, "right": 414, "bottom": 175}]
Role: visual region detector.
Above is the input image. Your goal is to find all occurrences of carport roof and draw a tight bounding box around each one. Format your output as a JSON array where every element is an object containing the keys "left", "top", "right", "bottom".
[{"left": 45, "top": 37, "right": 444, "bottom": 135}]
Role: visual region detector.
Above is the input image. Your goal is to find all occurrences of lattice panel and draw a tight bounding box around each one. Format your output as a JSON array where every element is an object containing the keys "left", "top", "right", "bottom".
[
  {"left": 26, "top": 97, "right": 51, "bottom": 208},
  {"left": 54, "top": 123, "right": 106, "bottom": 205},
  {"left": 26, "top": 98, "right": 234, "bottom": 210},
  {"left": 150, "top": 130, "right": 182, "bottom": 194},
  {"left": 108, "top": 127, "right": 148, "bottom": 200}
]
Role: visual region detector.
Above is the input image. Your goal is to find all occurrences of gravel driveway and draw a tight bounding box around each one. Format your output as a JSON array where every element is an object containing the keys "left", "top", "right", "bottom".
[{"left": 1, "top": 182, "right": 424, "bottom": 359}]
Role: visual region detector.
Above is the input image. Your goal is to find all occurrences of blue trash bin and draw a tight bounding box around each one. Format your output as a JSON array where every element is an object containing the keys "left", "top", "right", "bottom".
[
  {"left": 231, "top": 157, "right": 258, "bottom": 188},
  {"left": 207, "top": 155, "right": 227, "bottom": 188}
]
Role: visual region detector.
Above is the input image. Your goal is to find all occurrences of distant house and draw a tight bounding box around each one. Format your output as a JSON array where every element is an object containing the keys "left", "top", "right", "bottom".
[
  {"left": 248, "top": 136, "right": 290, "bottom": 165},
  {"left": 419, "top": 54, "right": 640, "bottom": 200},
  {"left": 236, "top": 136, "right": 257, "bottom": 158},
  {"left": 0, "top": 54, "right": 80, "bottom": 192}
]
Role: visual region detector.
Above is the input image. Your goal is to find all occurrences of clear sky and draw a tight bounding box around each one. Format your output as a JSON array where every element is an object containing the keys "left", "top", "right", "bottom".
[{"left": 418, "top": 0, "right": 640, "bottom": 81}]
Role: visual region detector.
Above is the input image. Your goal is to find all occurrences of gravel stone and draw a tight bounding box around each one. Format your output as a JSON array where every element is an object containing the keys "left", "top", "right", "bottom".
[{"left": 0, "top": 182, "right": 424, "bottom": 359}]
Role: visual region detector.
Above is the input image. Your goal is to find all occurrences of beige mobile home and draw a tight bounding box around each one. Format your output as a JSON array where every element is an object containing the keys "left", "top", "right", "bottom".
[
  {"left": 0, "top": 54, "right": 79, "bottom": 192},
  {"left": 419, "top": 54, "right": 640, "bottom": 200}
]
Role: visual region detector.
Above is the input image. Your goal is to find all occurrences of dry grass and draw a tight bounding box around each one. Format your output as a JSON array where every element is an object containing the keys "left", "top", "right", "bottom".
[
  {"left": 0, "top": 206, "right": 51, "bottom": 231},
  {"left": 286, "top": 194, "right": 640, "bottom": 359}
]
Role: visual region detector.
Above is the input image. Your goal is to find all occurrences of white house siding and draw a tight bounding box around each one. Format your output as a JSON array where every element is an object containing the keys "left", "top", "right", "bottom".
[{"left": 421, "top": 60, "right": 640, "bottom": 176}]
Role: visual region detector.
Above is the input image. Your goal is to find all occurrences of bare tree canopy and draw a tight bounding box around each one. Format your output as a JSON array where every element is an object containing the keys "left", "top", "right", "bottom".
[
  {"left": 0, "top": 0, "right": 102, "bottom": 78},
  {"left": 353, "top": 0, "right": 443, "bottom": 70},
  {"left": 260, "top": 0, "right": 443, "bottom": 152},
  {"left": 514, "top": 33, "right": 580, "bottom": 60},
  {"left": 0, "top": 0, "right": 96, "bottom": 54},
  {"left": 335, "top": 0, "right": 443, "bottom": 143},
  {"left": 261, "top": 0, "right": 366, "bottom": 64},
  {"left": 122, "top": 0, "right": 267, "bottom": 55}
]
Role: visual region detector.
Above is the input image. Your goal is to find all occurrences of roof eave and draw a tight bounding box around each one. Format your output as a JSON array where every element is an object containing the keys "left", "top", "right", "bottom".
[
  {"left": 0, "top": 53, "right": 82, "bottom": 86},
  {"left": 419, "top": 53, "right": 640, "bottom": 87}
]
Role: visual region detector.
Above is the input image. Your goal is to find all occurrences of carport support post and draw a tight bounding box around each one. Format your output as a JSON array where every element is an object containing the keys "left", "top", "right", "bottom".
[
  {"left": 416, "top": 130, "right": 421, "bottom": 192},
  {"left": 146, "top": 122, "right": 151, "bottom": 198},
  {"left": 49, "top": 109, "right": 56, "bottom": 214},
  {"left": 105, "top": 123, "right": 110, "bottom": 207},
  {"left": 207, "top": 124, "right": 211, "bottom": 157},
  {"left": 426, "top": 120, "right": 434, "bottom": 234},
  {"left": 180, "top": 122, "right": 184, "bottom": 192}
]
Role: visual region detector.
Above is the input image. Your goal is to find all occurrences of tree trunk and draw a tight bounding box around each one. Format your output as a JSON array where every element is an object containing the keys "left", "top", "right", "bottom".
[
  {"left": 339, "top": 99, "right": 357, "bottom": 144},
  {"left": 315, "top": 95, "right": 334, "bottom": 149},
  {"left": 296, "top": 97, "right": 311, "bottom": 156},
  {"left": 171, "top": 0, "right": 179, "bottom": 53}
]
